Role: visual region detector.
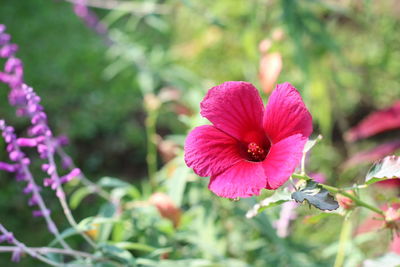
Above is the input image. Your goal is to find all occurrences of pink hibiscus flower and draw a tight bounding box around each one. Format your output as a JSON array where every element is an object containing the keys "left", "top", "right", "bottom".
[{"left": 184, "top": 82, "right": 313, "bottom": 198}]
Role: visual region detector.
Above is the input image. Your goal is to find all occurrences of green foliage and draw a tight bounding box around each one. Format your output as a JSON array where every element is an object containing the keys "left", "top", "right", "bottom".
[
  {"left": 246, "top": 189, "right": 292, "bottom": 218},
  {"left": 292, "top": 180, "right": 339, "bottom": 211},
  {"left": 365, "top": 155, "right": 400, "bottom": 184}
]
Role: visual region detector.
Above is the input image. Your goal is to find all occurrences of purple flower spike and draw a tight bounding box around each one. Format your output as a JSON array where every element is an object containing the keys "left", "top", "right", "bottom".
[
  {"left": 0, "top": 33, "right": 11, "bottom": 45},
  {"left": 56, "top": 135, "right": 69, "bottom": 146},
  {"left": 32, "top": 209, "right": 50, "bottom": 217},
  {"left": 43, "top": 178, "right": 54, "bottom": 187},
  {"left": 23, "top": 183, "right": 36, "bottom": 194},
  {"left": 0, "top": 162, "right": 17, "bottom": 172},
  {"left": 0, "top": 44, "right": 18, "bottom": 58},
  {"left": 15, "top": 170, "right": 27, "bottom": 181},
  {"left": 16, "top": 137, "right": 38, "bottom": 147},
  {"left": 28, "top": 195, "right": 39, "bottom": 206},
  {"left": 60, "top": 168, "right": 81, "bottom": 184},
  {"left": 0, "top": 232, "right": 14, "bottom": 243},
  {"left": 9, "top": 150, "right": 24, "bottom": 161},
  {"left": 62, "top": 157, "right": 73, "bottom": 169}
]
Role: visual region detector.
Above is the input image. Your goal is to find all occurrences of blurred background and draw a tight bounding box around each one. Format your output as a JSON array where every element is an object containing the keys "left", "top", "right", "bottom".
[{"left": 0, "top": 0, "right": 400, "bottom": 266}]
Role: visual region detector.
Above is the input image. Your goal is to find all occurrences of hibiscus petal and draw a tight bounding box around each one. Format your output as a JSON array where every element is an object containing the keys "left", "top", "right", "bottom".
[
  {"left": 208, "top": 161, "right": 266, "bottom": 198},
  {"left": 184, "top": 125, "right": 242, "bottom": 177},
  {"left": 200, "top": 81, "right": 265, "bottom": 143},
  {"left": 263, "top": 82, "right": 312, "bottom": 143},
  {"left": 263, "top": 134, "right": 307, "bottom": 190}
]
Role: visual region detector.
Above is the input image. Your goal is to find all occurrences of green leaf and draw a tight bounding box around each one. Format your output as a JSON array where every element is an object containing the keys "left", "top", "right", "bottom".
[
  {"left": 48, "top": 227, "right": 78, "bottom": 247},
  {"left": 292, "top": 180, "right": 339, "bottom": 211},
  {"left": 363, "top": 252, "right": 400, "bottom": 267},
  {"left": 70, "top": 187, "right": 91, "bottom": 209},
  {"left": 303, "top": 135, "right": 323, "bottom": 153},
  {"left": 98, "top": 177, "right": 132, "bottom": 188},
  {"left": 246, "top": 189, "right": 292, "bottom": 218},
  {"left": 113, "top": 241, "right": 156, "bottom": 253},
  {"left": 165, "top": 157, "right": 189, "bottom": 207},
  {"left": 365, "top": 155, "right": 400, "bottom": 184},
  {"left": 99, "top": 243, "right": 135, "bottom": 265}
]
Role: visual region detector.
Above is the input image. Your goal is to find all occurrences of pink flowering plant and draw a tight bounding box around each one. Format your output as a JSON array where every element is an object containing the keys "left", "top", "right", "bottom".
[
  {"left": 185, "top": 81, "right": 312, "bottom": 198},
  {"left": 1, "top": 1, "right": 400, "bottom": 266}
]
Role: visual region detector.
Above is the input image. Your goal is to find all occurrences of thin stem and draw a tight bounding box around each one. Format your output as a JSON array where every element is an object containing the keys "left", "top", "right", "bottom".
[
  {"left": 57, "top": 190, "right": 97, "bottom": 248},
  {"left": 320, "top": 184, "right": 384, "bottom": 215},
  {"left": 0, "top": 224, "right": 63, "bottom": 267},
  {"left": 56, "top": 146, "right": 111, "bottom": 201},
  {"left": 334, "top": 216, "right": 352, "bottom": 267},
  {"left": 145, "top": 109, "right": 159, "bottom": 190},
  {"left": 0, "top": 245, "right": 97, "bottom": 260},
  {"left": 45, "top": 140, "right": 97, "bottom": 249},
  {"left": 300, "top": 153, "right": 306, "bottom": 175},
  {"left": 292, "top": 173, "right": 384, "bottom": 216},
  {"left": 8, "top": 138, "right": 73, "bottom": 253},
  {"left": 20, "top": 165, "right": 73, "bottom": 252},
  {"left": 62, "top": 0, "right": 170, "bottom": 14}
]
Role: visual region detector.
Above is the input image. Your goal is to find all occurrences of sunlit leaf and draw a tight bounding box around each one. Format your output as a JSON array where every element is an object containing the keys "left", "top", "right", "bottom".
[
  {"left": 70, "top": 187, "right": 91, "bottom": 209},
  {"left": 99, "top": 244, "right": 135, "bottom": 265},
  {"left": 48, "top": 227, "right": 78, "bottom": 247},
  {"left": 365, "top": 155, "right": 400, "bottom": 184},
  {"left": 363, "top": 252, "right": 400, "bottom": 267},
  {"left": 98, "top": 177, "right": 131, "bottom": 188},
  {"left": 246, "top": 189, "right": 292, "bottom": 218},
  {"left": 292, "top": 180, "right": 339, "bottom": 211},
  {"left": 303, "top": 135, "right": 323, "bottom": 153},
  {"left": 113, "top": 241, "right": 156, "bottom": 253}
]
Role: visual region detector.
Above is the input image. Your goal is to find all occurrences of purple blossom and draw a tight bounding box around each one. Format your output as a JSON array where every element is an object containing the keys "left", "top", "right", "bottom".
[
  {"left": 11, "top": 248, "right": 22, "bottom": 262},
  {"left": 0, "top": 25, "right": 81, "bottom": 197},
  {"left": 0, "top": 23, "right": 92, "bottom": 261},
  {"left": 32, "top": 209, "right": 51, "bottom": 217},
  {"left": 0, "top": 162, "right": 18, "bottom": 172},
  {"left": 71, "top": 0, "right": 112, "bottom": 45},
  {"left": 0, "top": 232, "right": 14, "bottom": 243}
]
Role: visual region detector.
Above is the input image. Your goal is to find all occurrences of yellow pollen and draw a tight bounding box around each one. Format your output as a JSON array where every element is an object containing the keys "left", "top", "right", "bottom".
[{"left": 247, "top": 142, "right": 266, "bottom": 161}]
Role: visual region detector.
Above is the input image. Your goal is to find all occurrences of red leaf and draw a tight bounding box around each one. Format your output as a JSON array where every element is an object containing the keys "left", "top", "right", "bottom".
[{"left": 345, "top": 101, "right": 400, "bottom": 142}]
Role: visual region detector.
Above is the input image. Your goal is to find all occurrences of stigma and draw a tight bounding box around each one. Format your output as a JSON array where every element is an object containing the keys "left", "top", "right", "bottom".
[{"left": 247, "top": 142, "right": 267, "bottom": 162}]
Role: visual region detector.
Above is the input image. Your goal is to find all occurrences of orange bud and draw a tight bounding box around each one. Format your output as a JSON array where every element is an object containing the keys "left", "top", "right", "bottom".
[
  {"left": 336, "top": 191, "right": 355, "bottom": 210},
  {"left": 84, "top": 223, "right": 99, "bottom": 240},
  {"left": 271, "top": 28, "right": 285, "bottom": 41},
  {"left": 157, "top": 135, "right": 180, "bottom": 163},
  {"left": 384, "top": 206, "right": 400, "bottom": 231},
  {"left": 259, "top": 52, "right": 282, "bottom": 94},
  {"left": 144, "top": 93, "right": 161, "bottom": 111},
  {"left": 149, "top": 192, "right": 181, "bottom": 228}
]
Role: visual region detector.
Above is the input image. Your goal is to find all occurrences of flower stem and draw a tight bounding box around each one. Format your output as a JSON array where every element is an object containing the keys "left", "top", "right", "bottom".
[
  {"left": 0, "top": 245, "right": 98, "bottom": 260},
  {"left": 292, "top": 173, "right": 384, "bottom": 216},
  {"left": 56, "top": 146, "right": 112, "bottom": 201},
  {"left": 0, "top": 224, "right": 63, "bottom": 267},
  {"left": 145, "top": 109, "right": 159, "bottom": 190},
  {"left": 21, "top": 165, "right": 74, "bottom": 253},
  {"left": 334, "top": 215, "right": 352, "bottom": 267},
  {"left": 45, "top": 140, "right": 97, "bottom": 249}
]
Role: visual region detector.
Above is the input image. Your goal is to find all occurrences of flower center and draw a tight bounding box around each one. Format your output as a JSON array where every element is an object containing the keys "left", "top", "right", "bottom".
[{"left": 247, "top": 142, "right": 267, "bottom": 162}]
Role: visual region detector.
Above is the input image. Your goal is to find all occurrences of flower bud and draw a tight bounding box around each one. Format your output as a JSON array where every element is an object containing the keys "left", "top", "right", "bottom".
[
  {"left": 149, "top": 192, "right": 181, "bottom": 228},
  {"left": 384, "top": 206, "right": 400, "bottom": 231},
  {"left": 336, "top": 191, "right": 355, "bottom": 210},
  {"left": 144, "top": 93, "right": 161, "bottom": 111}
]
